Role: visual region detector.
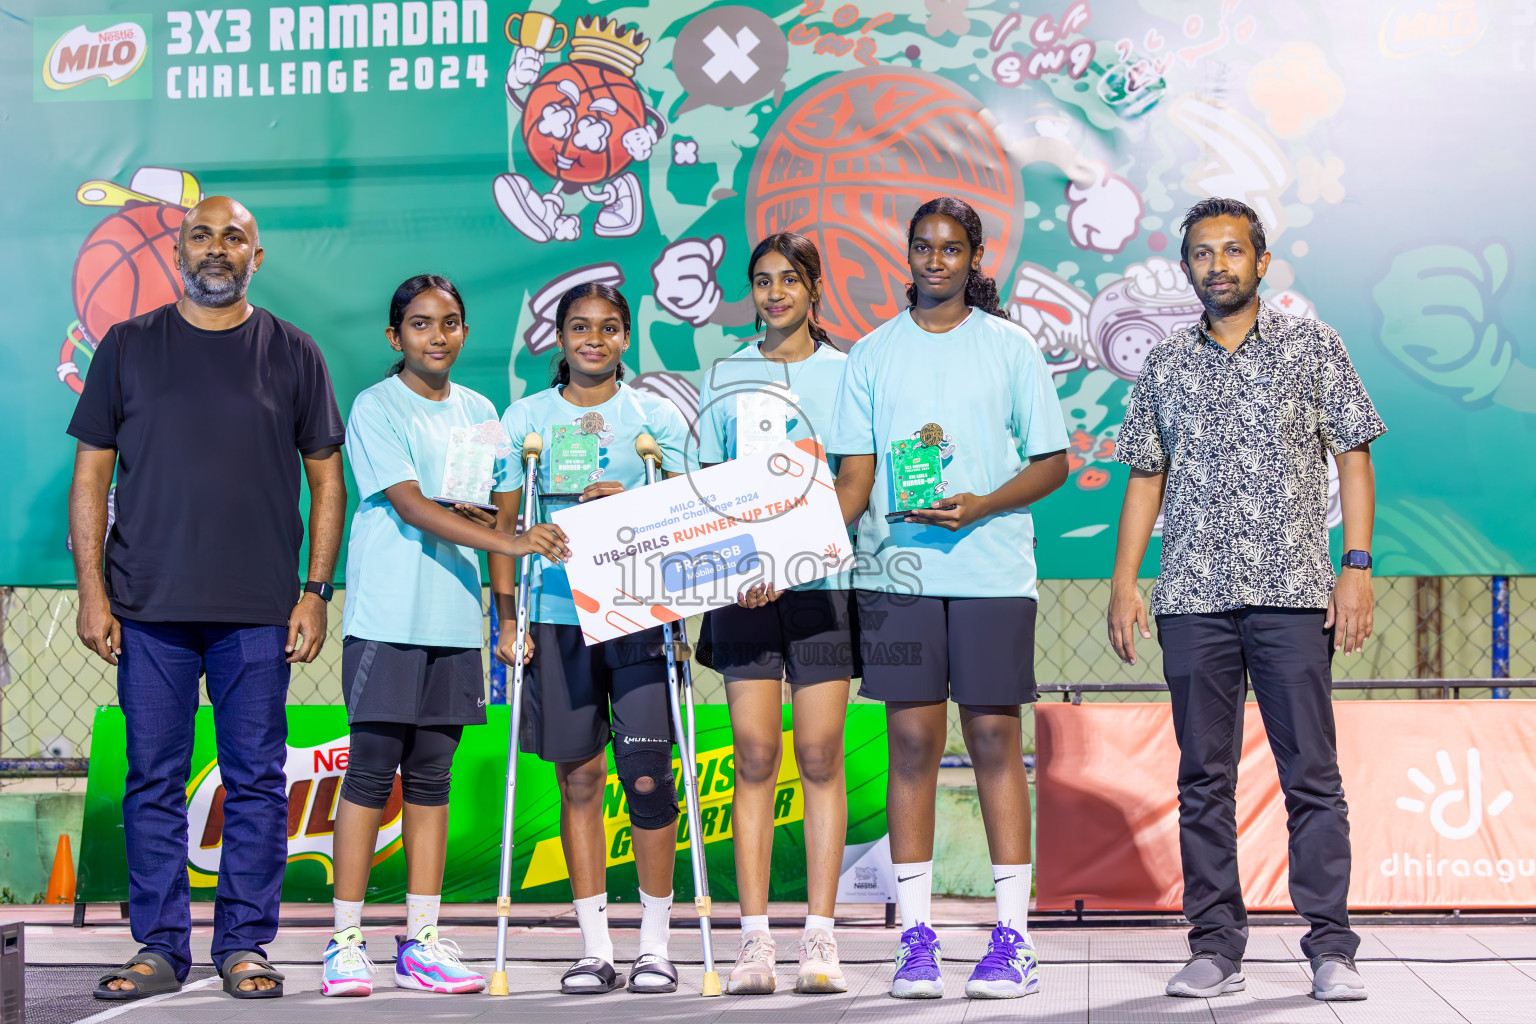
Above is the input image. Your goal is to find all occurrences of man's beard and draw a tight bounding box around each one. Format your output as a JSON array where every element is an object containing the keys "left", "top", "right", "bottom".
[
  {"left": 180, "top": 256, "right": 254, "bottom": 308},
  {"left": 1198, "top": 273, "right": 1258, "bottom": 316}
]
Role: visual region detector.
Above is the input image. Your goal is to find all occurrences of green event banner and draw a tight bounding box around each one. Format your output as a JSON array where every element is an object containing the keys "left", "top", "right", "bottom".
[
  {"left": 4, "top": 1, "right": 1533, "bottom": 583},
  {"left": 77, "top": 703, "right": 892, "bottom": 904}
]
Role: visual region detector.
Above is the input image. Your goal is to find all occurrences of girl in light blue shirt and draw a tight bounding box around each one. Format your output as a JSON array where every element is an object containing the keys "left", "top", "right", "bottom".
[{"left": 828, "top": 197, "right": 1070, "bottom": 1000}]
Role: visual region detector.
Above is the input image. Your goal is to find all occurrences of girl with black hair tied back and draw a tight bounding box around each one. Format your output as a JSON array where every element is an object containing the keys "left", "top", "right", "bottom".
[
  {"left": 691, "top": 232, "right": 853, "bottom": 996},
  {"left": 490, "top": 282, "right": 692, "bottom": 997},
  {"left": 324, "top": 275, "right": 568, "bottom": 998},
  {"left": 827, "top": 197, "right": 1071, "bottom": 1001}
]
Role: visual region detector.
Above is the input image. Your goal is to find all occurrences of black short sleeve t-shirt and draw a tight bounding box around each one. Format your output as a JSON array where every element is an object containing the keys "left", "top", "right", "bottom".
[{"left": 67, "top": 303, "right": 346, "bottom": 626}]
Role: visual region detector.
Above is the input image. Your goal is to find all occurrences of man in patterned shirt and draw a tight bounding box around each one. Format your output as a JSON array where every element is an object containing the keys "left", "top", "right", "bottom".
[{"left": 1106, "top": 197, "right": 1385, "bottom": 1003}]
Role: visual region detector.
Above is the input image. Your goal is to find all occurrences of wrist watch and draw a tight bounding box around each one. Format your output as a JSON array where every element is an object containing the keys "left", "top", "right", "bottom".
[
  {"left": 303, "top": 581, "right": 335, "bottom": 602},
  {"left": 1340, "top": 550, "right": 1372, "bottom": 571}
]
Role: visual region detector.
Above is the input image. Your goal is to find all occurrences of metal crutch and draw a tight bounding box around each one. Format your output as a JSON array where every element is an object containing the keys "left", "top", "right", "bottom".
[
  {"left": 635, "top": 432, "right": 722, "bottom": 997},
  {"left": 489, "top": 432, "right": 545, "bottom": 997}
]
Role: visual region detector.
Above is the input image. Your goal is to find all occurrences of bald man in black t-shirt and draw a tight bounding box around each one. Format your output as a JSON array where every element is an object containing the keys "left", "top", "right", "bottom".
[{"left": 68, "top": 197, "right": 347, "bottom": 1001}]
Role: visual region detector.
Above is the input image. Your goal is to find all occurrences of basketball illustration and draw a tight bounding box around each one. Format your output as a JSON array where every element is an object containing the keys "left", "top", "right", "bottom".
[
  {"left": 920, "top": 422, "right": 945, "bottom": 448},
  {"left": 746, "top": 67, "right": 1026, "bottom": 351},
  {"left": 72, "top": 202, "right": 185, "bottom": 345},
  {"left": 523, "top": 60, "right": 648, "bottom": 187},
  {"left": 56, "top": 167, "right": 202, "bottom": 392},
  {"left": 580, "top": 411, "right": 606, "bottom": 435},
  {"left": 495, "top": 15, "right": 666, "bottom": 243}
]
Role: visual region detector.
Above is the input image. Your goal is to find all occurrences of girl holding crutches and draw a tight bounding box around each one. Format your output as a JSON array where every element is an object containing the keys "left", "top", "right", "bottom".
[
  {"left": 322, "top": 275, "right": 567, "bottom": 997},
  {"left": 491, "top": 283, "right": 692, "bottom": 995},
  {"left": 692, "top": 233, "right": 853, "bottom": 994},
  {"left": 828, "top": 197, "right": 1070, "bottom": 1000}
]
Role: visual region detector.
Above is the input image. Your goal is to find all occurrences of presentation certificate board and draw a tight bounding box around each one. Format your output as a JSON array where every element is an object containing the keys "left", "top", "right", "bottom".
[{"left": 552, "top": 438, "right": 848, "bottom": 644}]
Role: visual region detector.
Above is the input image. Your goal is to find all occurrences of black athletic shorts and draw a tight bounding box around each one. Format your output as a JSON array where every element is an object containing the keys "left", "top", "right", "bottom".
[
  {"left": 703, "top": 588, "right": 854, "bottom": 685},
  {"left": 340, "top": 636, "right": 487, "bottom": 727},
  {"left": 520, "top": 621, "right": 673, "bottom": 763},
  {"left": 854, "top": 591, "right": 1038, "bottom": 706}
]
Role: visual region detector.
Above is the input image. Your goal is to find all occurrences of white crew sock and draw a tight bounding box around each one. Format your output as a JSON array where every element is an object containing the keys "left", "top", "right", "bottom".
[
  {"left": 332, "top": 898, "right": 364, "bottom": 935},
  {"left": 804, "top": 914, "right": 835, "bottom": 937},
  {"left": 893, "top": 860, "right": 933, "bottom": 930},
  {"left": 993, "top": 864, "right": 1032, "bottom": 938},
  {"left": 572, "top": 892, "right": 614, "bottom": 980},
  {"left": 638, "top": 888, "right": 673, "bottom": 959},
  {"left": 406, "top": 892, "right": 440, "bottom": 938},
  {"left": 739, "top": 913, "right": 770, "bottom": 938}
]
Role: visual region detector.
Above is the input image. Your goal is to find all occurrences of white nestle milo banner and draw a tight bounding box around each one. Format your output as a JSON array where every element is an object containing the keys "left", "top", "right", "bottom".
[{"left": 553, "top": 438, "right": 848, "bottom": 645}]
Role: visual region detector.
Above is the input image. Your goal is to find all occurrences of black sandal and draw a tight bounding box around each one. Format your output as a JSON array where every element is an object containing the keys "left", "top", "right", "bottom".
[
  {"left": 93, "top": 951, "right": 182, "bottom": 1001},
  {"left": 561, "top": 957, "right": 624, "bottom": 994},
  {"left": 219, "top": 950, "right": 285, "bottom": 999},
  {"left": 627, "top": 953, "right": 678, "bottom": 993}
]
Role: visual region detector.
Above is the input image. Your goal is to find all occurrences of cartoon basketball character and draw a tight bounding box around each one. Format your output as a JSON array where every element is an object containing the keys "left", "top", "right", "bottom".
[
  {"left": 494, "top": 14, "right": 665, "bottom": 243},
  {"left": 578, "top": 410, "right": 616, "bottom": 445},
  {"left": 58, "top": 167, "right": 203, "bottom": 392}
]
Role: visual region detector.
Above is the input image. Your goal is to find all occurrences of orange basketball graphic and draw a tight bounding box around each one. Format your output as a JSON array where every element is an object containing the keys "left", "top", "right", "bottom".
[
  {"left": 72, "top": 201, "right": 186, "bottom": 344},
  {"left": 523, "top": 60, "right": 648, "bottom": 187},
  {"left": 745, "top": 67, "right": 1025, "bottom": 350}
]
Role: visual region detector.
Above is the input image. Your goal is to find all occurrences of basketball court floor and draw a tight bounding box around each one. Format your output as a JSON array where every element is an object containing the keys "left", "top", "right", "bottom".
[{"left": 15, "top": 900, "right": 1536, "bottom": 1024}]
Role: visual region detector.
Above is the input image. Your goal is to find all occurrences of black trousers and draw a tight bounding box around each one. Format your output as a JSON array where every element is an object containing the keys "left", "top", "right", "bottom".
[{"left": 1157, "top": 607, "right": 1359, "bottom": 961}]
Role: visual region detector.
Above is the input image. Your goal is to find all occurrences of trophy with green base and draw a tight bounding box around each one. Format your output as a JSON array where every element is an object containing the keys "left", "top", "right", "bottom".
[{"left": 886, "top": 422, "right": 945, "bottom": 523}]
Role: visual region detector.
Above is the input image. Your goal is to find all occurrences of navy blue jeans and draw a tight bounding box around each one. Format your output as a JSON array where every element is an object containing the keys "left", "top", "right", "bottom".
[{"left": 118, "top": 620, "right": 290, "bottom": 979}]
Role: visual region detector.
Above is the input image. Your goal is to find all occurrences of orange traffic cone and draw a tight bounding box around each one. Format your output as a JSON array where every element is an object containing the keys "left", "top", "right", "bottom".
[{"left": 45, "top": 834, "right": 76, "bottom": 904}]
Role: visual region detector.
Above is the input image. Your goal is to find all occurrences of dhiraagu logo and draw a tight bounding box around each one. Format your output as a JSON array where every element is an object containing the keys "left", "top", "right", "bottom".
[
  {"left": 1380, "top": 747, "right": 1534, "bottom": 885},
  {"left": 185, "top": 739, "right": 405, "bottom": 886},
  {"left": 520, "top": 732, "right": 805, "bottom": 888},
  {"left": 36, "top": 15, "right": 152, "bottom": 101}
]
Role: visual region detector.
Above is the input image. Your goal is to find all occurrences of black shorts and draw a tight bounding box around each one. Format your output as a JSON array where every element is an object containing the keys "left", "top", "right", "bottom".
[
  {"left": 520, "top": 622, "right": 673, "bottom": 763},
  {"left": 340, "top": 637, "right": 487, "bottom": 727},
  {"left": 703, "top": 588, "right": 854, "bottom": 685},
  {"left": 854, "top": 591, "right": 1038, "bottom": 706}
]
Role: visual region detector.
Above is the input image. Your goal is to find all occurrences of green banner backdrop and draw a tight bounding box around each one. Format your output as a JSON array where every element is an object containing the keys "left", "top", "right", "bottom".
[
  {"left": 77, "top": 703, "right": 892, "bottom": 903},
  {"left": 4, "top": 1, "right": 1533, "bottom": 583}
]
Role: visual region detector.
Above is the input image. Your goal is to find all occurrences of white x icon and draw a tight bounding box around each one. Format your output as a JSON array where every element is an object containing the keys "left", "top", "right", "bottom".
[{"left": 701, "top": 25, "right": 761, "bottom": 84}]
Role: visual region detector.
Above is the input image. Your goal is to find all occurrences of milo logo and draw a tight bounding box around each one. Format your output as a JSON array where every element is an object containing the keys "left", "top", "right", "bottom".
[
  {"left": 185, "top": 739, "right": 404, "bottom": 879},
  {"left": 44, "top": 22, "right": 147, "bottom": 89},
  {"left": 35, "top": 17, "right": 152, "bottom": 101}
]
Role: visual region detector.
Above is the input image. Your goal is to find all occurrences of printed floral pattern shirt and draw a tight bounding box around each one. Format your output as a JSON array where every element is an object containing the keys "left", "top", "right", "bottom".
[{"left": 1115, "top": 304, "right": 1386, "bottom": 615}]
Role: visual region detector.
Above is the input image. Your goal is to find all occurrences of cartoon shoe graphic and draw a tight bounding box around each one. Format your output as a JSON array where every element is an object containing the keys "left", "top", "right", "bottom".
[{"left": 590, "top": 171, "right": 643, "bottom": 238}]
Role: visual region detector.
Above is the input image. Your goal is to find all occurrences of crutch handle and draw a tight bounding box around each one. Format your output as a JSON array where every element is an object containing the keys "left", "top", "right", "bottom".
[{"left": 634, "top": 432, "right": 663, "bottom": 468}]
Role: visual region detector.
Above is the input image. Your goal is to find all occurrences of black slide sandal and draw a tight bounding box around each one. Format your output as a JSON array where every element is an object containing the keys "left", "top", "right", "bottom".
[
  {"left": 627, "top": 953, "right": 678, "bottom": 994},
  {"left": 219, "top": 950, "right": 285, "bottom": 999},
  {"left": 93, "top": 951, "right": 182, "bottom": 1001},
  {"left": 561, "top": 957, "right": 624, "bottom": 994}
]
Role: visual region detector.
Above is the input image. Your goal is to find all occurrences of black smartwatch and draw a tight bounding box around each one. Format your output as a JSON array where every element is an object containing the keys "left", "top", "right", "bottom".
[
  {"left": 1340, "top": 550, "right": 1372, "bottom": 571},
  {"left": 303, "top": 581, "right": 335, "bottom": 602}
]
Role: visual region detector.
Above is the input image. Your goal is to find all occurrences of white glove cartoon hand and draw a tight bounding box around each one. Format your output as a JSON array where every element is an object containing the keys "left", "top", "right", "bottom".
[
  {"left": 622, "top": 124, "right": 659, "bottom": 162},
  {"left": 506, "top": 47, "right": 544, "bottom": 92},
  {"left": 652, "top": 236, "right": 726, "bottom": 327}
]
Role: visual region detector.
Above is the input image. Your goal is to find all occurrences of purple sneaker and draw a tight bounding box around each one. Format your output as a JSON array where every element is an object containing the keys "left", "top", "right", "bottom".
[
  {"left": 964, "top": 922, "right": 1039, "bottom": 998},
  {"left": 891, "top": 923, "right": 943, "bottom": 998}
]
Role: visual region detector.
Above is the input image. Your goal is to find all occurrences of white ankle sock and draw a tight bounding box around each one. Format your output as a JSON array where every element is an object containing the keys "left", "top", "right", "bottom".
[
  {"left": 638, "top": 888, "right": 673, "bottom": 959},
  {"left": 993, "top": 864, "right": 1032, "bottom": 937},
  {"left": 405, "top": 892, "right": 439, "bottom": 937},
  {"left": 893, "top": 860, "right": 933, "bottom": 929},
  {"left": 573, "top": 893, "right": 614, "bottom": 969},
  {"left": 333, "top": 898, "right": 364, "bottom": 934},
  {"left": 804, "top": 914, "right": 835, "bottom": 937},
  {"left": 739, "top": 913, "right": 770, "bottom": 938}
]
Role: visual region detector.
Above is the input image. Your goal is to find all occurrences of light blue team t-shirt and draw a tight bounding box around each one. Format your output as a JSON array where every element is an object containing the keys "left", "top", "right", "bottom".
[
  {"left": 501, "top": 382, "right": 691, "bottom": 625},
  {"left": 827, "top": 308, "right": 1070, "bottom": 600},
  {"left": 694, "top": 340, "right": 850, "bottom": 590},
  {"left": 342, "top": 375, "right": 511, "bottom": 648}
]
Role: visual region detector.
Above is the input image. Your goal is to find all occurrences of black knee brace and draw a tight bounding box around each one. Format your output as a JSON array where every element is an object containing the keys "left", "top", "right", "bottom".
[{"left": 615, "top": 740, "right": 678, "bottom": 831}]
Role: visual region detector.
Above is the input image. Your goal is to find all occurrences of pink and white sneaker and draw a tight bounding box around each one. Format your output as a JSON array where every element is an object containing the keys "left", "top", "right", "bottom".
[{"left": 393, "top": 926, "right": 486, "bottom": 993}]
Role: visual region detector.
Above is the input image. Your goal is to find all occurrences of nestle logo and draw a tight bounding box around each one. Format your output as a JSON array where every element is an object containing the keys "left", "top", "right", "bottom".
[{"left": 37, "top": 18, "right": 152, "bottom": 101}]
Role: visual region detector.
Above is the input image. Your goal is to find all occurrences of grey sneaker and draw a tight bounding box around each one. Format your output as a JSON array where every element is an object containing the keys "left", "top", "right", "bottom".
[
  {"left": 1311, "top": 953, "right": 1367, "bottom": 1001},
  {"left": 1166, "top": 953, "right": 1245, "bottom": 997}
]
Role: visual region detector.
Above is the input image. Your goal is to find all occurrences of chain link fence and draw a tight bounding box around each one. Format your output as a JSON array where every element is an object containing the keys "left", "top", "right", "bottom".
[{"left": 1, "top": 577, "right": 1529, "bottom": 762}]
